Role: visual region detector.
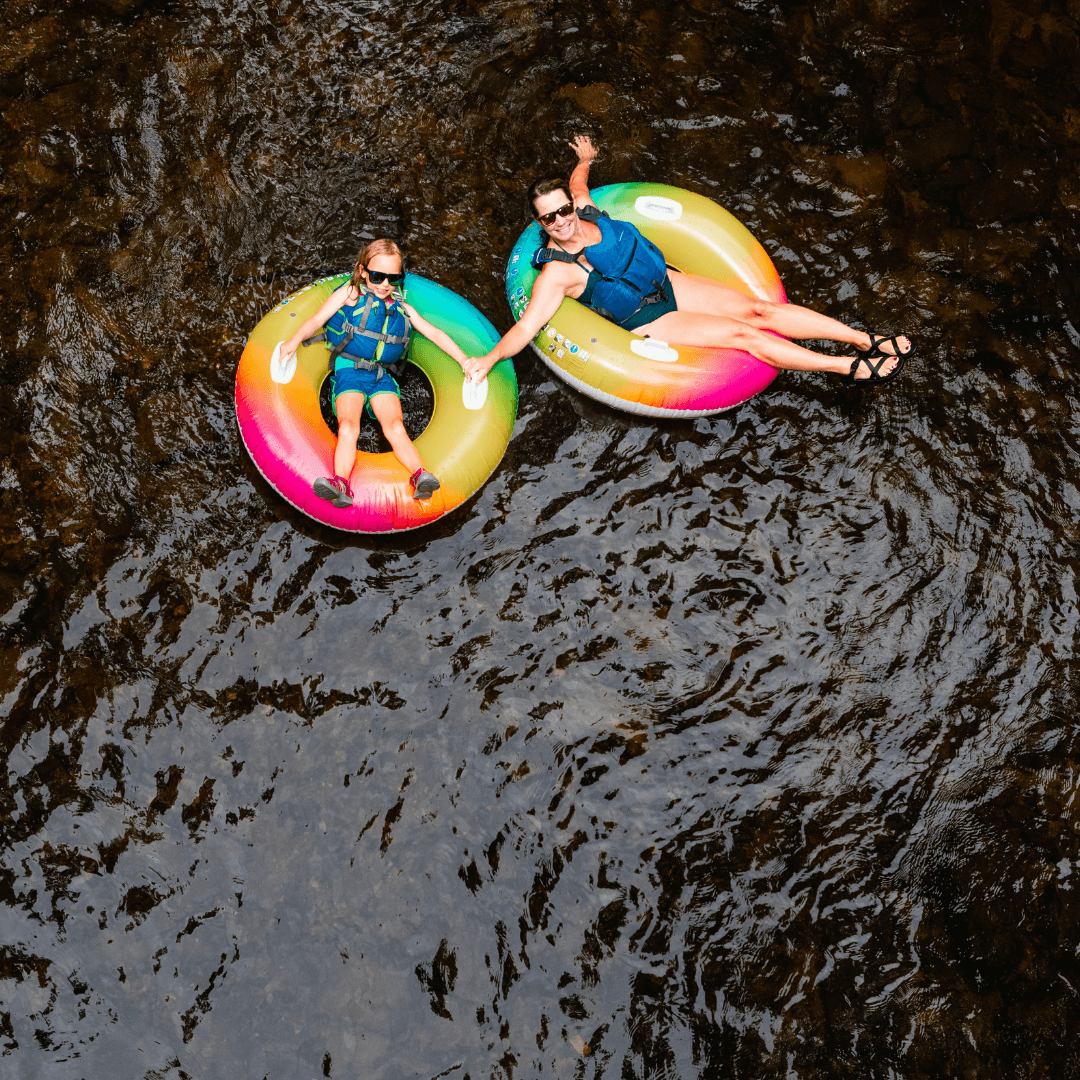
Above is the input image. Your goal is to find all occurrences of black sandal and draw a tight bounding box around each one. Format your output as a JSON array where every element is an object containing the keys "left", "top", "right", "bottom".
[
  {"left": 841, "top": 352, "right": 908, "bottom": 386},
  {"left": 863, "top": 333, "right": 915, "bottom": 362},
  {"left": 840, "top": 334, "right": 913, "bottom": 386}
]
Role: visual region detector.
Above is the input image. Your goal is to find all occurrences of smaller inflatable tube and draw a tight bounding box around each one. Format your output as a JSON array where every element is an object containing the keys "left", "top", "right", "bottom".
[
  {"left": 505, "top": 183, "right": 787, "bottom": 418},
  {"left": 236, "top": 273, "right": 517, "bottom": 533}
]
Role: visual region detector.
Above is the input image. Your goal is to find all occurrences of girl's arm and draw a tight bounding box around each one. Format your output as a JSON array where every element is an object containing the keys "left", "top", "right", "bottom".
[
  {"left": 568, "top": 135, "right": 599, "bottom": 212},
  {"left": 461, "top": 268, "right": 568, "bottom": 380},
  {"left": 401, "top": 305, "right": 469, "bottom": 367},
  {"left": 279, "top": 283, "right": 354, "bottom": 361}
]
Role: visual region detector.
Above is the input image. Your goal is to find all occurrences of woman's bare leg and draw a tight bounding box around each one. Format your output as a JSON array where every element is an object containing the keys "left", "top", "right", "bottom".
[
  {"left": 667, "top": 272, "right": 911, "bottom": 356},
  {"left": 370, "top": 393, "right": 424, "bottom": 474},
  {"left": 636, "top": 311, "right": 899, "bottom": 378},
  {"left": 334, "top": 392, "right": 364, "bottom": 479}
]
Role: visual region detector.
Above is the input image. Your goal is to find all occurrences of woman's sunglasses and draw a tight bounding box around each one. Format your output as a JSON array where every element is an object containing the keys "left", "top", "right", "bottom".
[
  {"left": 365, "top": 268, "right": 405, "bottom": 285},
  {"left": 536, "top": 202, "right": 575, "bottom": 227}
]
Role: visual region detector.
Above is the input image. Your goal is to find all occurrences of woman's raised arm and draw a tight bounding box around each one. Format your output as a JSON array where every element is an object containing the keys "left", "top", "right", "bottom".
[{"left": 568, "top": 135, "right": 599, "bottom": 212}]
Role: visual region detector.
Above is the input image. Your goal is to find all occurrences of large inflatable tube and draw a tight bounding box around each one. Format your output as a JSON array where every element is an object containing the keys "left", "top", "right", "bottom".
[
  {"left": 505, "top": 183, "right": 787, "bottom": 418},
  {"left": 236, "top": 273, "right": 517, "bottom": 532}
]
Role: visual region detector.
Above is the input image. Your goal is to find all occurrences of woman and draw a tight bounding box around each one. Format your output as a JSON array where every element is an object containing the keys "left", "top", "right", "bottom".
[
  {"left": 463, "top": 136, "right": 913, "bottom": 387},
  {"left": 279, "top": 240, "right": 467, "bottom": 508}
]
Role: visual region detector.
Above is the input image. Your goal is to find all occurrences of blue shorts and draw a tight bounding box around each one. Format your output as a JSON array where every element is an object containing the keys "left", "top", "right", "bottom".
[{"left": 331, "top": 362, "right": 400, "bottom": 418}]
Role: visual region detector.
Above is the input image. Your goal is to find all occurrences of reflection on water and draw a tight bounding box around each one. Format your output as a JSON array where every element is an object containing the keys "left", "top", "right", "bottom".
[{"left": 3, "top": 0, "right": 1080, "bottom": 1076}]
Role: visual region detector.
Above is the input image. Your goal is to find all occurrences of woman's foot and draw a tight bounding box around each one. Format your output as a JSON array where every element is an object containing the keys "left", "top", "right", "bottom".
[
  {"left": 859, "top": 333, "right": 914, "bottom": 360},
  {"left": 841, "top": 333, "right": 914, "bottom": 384},
  {"left": 841, "top": 352, "right": 908, "bottom": 386},
  {"left": 409, "top": 469, "right": 440, "bottom": 501},
  {"left": 313, "top": 475, "right": 353, "bottom": 507}
]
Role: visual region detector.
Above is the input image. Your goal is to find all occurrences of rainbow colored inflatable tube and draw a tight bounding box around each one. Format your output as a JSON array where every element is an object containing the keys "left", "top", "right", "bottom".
[
  {"left": 236, "top": 273, "right": 517, "bottom": 532},
  {"left": 505, "top": 183, "right": 787, "bottom": 418}
]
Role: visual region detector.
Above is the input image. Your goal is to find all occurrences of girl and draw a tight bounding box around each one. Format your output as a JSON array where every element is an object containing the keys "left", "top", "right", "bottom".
[{"left": 279, "top": 240, "right": 467, "bottom": 507}]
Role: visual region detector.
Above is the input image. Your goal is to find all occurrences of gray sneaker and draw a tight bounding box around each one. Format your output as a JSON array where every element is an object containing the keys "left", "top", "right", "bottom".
[
  {"left": 313, "top": 475, "right": 353, "bottom": 508},
  {"left": 409, "top": 470, "right": 440, "bottom": 501}
]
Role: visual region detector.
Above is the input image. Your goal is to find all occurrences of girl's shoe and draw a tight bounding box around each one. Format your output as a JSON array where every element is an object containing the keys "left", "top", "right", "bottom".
[
  {"left": 313, "top": 475, "right": 354, "bottom": 508},
  {"left": 409, "top": 470, "right": 440, "bottom": 501}
]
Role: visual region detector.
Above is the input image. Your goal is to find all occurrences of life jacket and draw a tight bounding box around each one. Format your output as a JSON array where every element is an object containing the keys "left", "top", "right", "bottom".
[
  {"left": 309, "top": 287, "right": 412, "bottom": 371},
  {"left": 532, "top": 205, "right": 668, "bottom": 323}
]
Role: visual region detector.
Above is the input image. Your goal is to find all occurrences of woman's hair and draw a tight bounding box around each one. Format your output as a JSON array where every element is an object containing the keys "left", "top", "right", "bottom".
[
  {"left": 350, "top": 238, "right": 403, "bottom": 291},
  {"left": 526, "top": 176, "right": 570, "bottom": 219}
]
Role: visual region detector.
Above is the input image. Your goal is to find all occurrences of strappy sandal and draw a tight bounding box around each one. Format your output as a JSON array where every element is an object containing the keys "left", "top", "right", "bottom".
[
  {"left": 863, "top": 333, "right": 915, "bottom": 362},
  {"left": 840, "top": 334, "right": 913, "bottom": 386}
]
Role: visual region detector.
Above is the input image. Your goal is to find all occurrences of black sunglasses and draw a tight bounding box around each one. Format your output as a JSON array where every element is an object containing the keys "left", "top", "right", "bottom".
[
  {"left": 365, "top": 268, "right": 405, "bottom": 285},
  {"left": 535, "top": 202, "right": 575, "bottom": 227}
]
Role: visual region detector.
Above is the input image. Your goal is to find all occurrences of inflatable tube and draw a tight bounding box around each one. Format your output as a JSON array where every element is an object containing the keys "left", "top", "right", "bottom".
[
  {"left": 505, "top": 183, "right": 787, "bottom": 418},
  {"left": 236, "top": 273, "right": 517, "bottom": 532}
]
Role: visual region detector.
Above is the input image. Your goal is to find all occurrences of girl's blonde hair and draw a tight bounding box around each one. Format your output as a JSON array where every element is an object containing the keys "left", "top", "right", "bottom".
[{"left": 350, "top": 239, "right": 404, "bottom": 292}]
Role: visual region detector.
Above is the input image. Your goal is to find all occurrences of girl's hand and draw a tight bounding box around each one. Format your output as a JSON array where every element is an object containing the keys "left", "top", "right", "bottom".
[
  {"left": 570, "top": 135, "right": 597, "bottom": 163},
  {"left": 279, "top": 341, "right": 298, "bottom": 364},
  {"left": 462, "top": 353, "right": 494, "bottom": 381}
]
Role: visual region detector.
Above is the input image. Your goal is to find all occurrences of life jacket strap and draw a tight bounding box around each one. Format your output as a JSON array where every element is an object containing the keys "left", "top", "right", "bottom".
[
  {"left": 327, "top": 332, "right": 386, "bottom": 379},
  {"left": 327, "top": 330, "right": 355, "bottom": 371},
  {"left": 636, "top": 286, "right": 667, "bottom": 308},
  {"left": 347, "top": 358, "right": 386, "bottom": 377},
  {"left": 576, "top": 204, "right": 608, "bottom": 223},
  {"left": 341, "top": 319, "right": 409, "bottom": 345},
  {"left": 533, "top": 247, "right": 589, "bottom": 271}
]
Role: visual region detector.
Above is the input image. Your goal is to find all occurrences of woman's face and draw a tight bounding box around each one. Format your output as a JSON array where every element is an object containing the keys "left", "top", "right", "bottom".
[
  {"left": 361, "top": 252, "right": 404, "bottom": 300},
  {"left": 533, "top": 189, "right": 576, "bottom": 244}
]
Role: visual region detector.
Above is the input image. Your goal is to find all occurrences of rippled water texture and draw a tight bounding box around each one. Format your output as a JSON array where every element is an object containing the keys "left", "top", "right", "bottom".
[{"left": 4, "top": 0, "right": 1080, "bottom": 1076}]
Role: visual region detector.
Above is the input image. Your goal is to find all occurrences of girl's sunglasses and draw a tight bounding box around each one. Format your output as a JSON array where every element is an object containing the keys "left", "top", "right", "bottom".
[
  {"left": 365, "top": 268, "right": 405, "bottom": 285},
  {"left": 536, "top": 202, "right": 575, "bottom": 227}
]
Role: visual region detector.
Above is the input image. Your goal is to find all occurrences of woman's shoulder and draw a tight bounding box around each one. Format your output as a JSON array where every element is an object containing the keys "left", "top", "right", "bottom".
[
  {"left": 535, "top": 244, "right": 583, "bottom": 272},
  {"left": 576, "top": 202, "right": 605, "bottom": 223}
]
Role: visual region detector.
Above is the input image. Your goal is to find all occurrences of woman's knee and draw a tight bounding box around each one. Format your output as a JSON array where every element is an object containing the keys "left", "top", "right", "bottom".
[
  {"left": 739, "top": 300, "right": 778, "bottom": 327},
  {"left": 728, "top": 323, "right": 763, "bottom": 348},
  {"left": 728, "top": 324, "right": 779, "bottom": 363}
]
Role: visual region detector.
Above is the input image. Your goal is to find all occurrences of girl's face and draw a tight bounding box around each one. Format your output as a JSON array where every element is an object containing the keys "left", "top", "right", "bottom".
[{"left": 361, "top": 253, "right": 404, "bottom": 300}]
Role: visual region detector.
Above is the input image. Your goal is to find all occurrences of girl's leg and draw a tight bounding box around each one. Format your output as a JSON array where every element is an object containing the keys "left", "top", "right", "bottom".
[
  {"left": 334, "top": 392, "right": 364, "bottom": 479},
  {"left": 666, "top": 272, "right": 910, "bottom": 354},
  {"left": 369, "top": 392, "right": 424, "bottom": 474},
  {"left": 637, "top": 311, "right": 899, "bottom": 378}
]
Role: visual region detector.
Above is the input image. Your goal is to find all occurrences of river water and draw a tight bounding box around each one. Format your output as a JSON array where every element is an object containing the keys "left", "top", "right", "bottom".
[{"left": 4, "top": 1, "right": 1080, "bottom": 1077}]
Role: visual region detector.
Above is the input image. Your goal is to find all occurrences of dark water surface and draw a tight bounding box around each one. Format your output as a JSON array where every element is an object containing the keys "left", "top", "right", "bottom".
[{"left": 4, "top": 0, "right": 1080, "bottom": 1076}]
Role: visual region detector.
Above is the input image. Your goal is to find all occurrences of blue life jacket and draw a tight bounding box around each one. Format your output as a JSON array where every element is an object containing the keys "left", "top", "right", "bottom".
[
  {"left": 532, "top": 205, "right": 668, "bottom": 324},
  {"left": 322, "top": 288, "right": 412, "bottom": 369}
]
